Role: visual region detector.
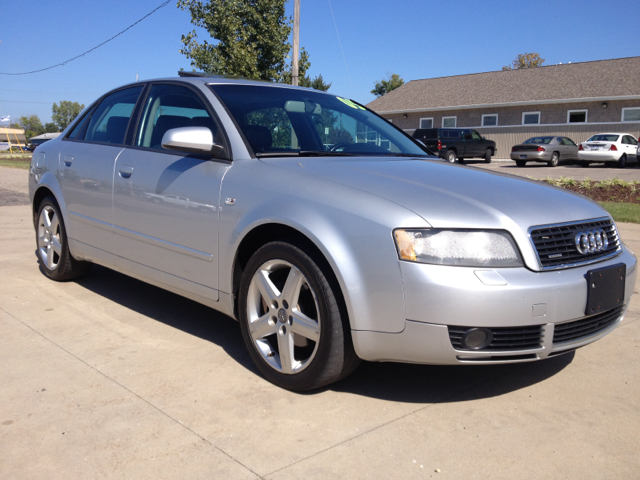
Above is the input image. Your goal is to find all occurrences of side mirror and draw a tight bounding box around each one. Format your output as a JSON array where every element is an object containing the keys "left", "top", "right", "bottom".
[
  {"left": 161, "top": 127, "right": 225, "bottom": 157},
  {"left": 482, "top": 136, "right": 486, "bottom": 140}
]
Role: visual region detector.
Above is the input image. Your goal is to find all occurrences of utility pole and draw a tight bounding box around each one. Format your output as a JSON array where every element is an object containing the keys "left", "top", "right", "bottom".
[{"left": 292, "top": 0, "right": 300, "bottom": 86}]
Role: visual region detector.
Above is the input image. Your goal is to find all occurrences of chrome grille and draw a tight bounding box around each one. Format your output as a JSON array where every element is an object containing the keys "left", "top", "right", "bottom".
[
  {"left": 448, "top": 325, "right": 543, "bottom": 351},
  {"left": 553, "top": 306, "right": 624, "bottom": 344},
  {"left": 530, "top": 218, "right": 620, "bottom": 270}
]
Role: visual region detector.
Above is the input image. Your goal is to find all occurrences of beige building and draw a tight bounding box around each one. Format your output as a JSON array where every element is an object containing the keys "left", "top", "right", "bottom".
[
  {"left": 367, "top": 57, "right": 640, "bottom": 158},
  {"left": 0, "top": 127, "right": 27, "bottom": 149}
]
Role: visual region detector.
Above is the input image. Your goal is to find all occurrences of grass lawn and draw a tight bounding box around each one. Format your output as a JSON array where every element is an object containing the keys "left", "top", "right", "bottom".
[
  {"left": 599, "top": 202, "right": 640, "bottom": 224},
  {"left": 0, "top": 159, "right": 31, "bottom": 169}
]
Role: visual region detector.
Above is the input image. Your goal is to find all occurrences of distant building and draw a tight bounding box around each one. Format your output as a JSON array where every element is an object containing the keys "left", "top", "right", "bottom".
[
  {"left": 29, "top": 132, "right": 62, "bottom": 148},
  {"left": 367, "top": 57, "right": 640, "bottom": 157},
  {"left": 0, "top": 127, "right": 26, "bottom": 150}
]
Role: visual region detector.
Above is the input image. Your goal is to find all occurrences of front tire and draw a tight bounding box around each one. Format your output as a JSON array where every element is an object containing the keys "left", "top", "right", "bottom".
[
  {"left": 548, "top": 152, "right": 559, "bottom": 167},
  {"left": 580, "top": 161, "right": 590, "bottom": 168},
  {"left": 238, "top": 241, "right": 359, "bottom": 391},
  {"left": 484, "top": 149, "right": 492, "bottom": 163},
  {"left": 36, "top": 196, "right": 91, "bottom": 281}
]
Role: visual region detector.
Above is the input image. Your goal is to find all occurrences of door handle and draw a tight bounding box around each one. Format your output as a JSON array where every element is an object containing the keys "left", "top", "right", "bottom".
[
  {"left": 119, "top": 165, "right": 134, "bottom": 178},
  {"left": 63, "top": 155, "right": 73, "bottom": 167}
]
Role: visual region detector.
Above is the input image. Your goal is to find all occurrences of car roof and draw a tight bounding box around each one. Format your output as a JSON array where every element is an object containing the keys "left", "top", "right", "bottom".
[{"left": 115, "top": 75, "right": 336, "bottom": 96}]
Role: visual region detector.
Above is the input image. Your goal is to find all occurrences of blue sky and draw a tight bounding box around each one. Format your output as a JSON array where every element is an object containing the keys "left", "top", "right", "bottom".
[{"left": 1, "top": 0, "right": 638, "bottom": 125}]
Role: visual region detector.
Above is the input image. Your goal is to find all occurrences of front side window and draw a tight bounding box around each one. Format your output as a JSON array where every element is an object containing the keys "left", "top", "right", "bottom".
[
  {"left": 84, "top": 86, "right": 143, "bottom": 144},
  {"left": 482, "top": 114, "right": 497, "bottom": 126},
  {"left": 211, "top": 84, "right": 428, "bottom": 157},
  {"left": 568, "top": 110, "right": 587, "bottom": 123},
  {"left": 522, "top": 112, "right": 540, "bottom": 125},
  {"left": 562, "top": 137, "right": 576, "bottom": 146},
  {"left": 136, "top": 84, "right": 221, "bottom": 152},
  {"left": 442, "top": 116, "right": 456, "bottom": 128},
  {"left": 622, "top": 108, "right": 640, "bottom": 122}
]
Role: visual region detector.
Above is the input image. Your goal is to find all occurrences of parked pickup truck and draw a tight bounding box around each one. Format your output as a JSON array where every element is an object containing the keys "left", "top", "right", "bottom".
[{"left": 413, "top": 128, "right": 497, "bottom": 164}]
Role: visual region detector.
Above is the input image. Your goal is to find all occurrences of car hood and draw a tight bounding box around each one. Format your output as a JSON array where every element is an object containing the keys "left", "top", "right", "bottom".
[{"left": 261, "top": 156, "right": 607, "bottom": 232}]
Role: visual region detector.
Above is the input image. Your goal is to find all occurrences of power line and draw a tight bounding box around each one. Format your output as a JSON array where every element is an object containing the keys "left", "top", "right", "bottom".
[
  {"left": 327, "top": 0, "right": 354, "bottom": 97},
  {"left": 0, "top": 1, "right": 170, "bottom": 76}
]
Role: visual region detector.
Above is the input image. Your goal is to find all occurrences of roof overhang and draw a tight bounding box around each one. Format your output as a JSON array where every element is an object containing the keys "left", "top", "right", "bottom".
[{"left": 373, "top": 95, "right": 640, "bottom": 114}]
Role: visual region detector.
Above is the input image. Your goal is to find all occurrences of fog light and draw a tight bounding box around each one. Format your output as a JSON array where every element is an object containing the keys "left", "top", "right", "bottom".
[{"left": 462, "top": 328, "right": 493, "bottom": 350}]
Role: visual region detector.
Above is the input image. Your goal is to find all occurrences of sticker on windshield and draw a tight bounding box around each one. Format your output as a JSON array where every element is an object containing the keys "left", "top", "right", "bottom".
[{"left": 336, "top": 97, "right": 365, "bottom": 110}]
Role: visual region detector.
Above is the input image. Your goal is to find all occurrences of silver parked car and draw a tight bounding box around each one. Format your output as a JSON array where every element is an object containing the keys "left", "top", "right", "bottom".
[
  {"left": 511, "top": 136, "right": 579, "bottom": 167},
  {"left": 29, "top": 76, "right": 637, "bottom": 391}
]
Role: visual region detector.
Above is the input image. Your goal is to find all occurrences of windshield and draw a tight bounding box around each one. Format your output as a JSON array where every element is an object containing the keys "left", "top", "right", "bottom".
[
  {"left": 210, "top": 84, "right": 429, "bottom": 157},
  {"left": 523, "top": 136, "right": 553, "bottom": 144},
  {"left": 587, "top": 134, "right": 619, "bottom": 142}
]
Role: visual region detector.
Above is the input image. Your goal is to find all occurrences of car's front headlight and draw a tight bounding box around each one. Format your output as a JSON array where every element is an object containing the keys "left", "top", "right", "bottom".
[{"left": 393, "top": 229, "right": 523, "bottom": 267}]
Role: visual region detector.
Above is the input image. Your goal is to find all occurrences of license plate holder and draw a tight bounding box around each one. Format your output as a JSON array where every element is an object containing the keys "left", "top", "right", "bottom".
[{"left": 585, "top": 263, "right": 625, "bottom": 315}]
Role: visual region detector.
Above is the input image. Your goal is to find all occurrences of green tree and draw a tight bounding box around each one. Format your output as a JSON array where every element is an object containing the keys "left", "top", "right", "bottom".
[
  {"left": 43, "top": 122, "right": 59, "bottom": 133},
  {"left": 371, "top": 73, "right": 404, "bottom": 98},
  {"left": 52, "top": 101, "right": 84, "bottom": 131},
  {"left": 502, "top": 53, "right": 545, "bottom": 71},
  {"left": 17, "top": 115, "right": 44, "bottom": 141},
  {"left": 299, "top": 73, "right": 331, "bottom": 92},
  {"left": 178, "top": 0, "right": 312, "bottom": 84}
]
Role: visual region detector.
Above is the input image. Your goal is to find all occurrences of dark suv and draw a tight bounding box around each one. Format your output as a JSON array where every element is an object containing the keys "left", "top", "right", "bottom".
[{"left": 413, "top": 128, "right": 497, "bottom": 164}]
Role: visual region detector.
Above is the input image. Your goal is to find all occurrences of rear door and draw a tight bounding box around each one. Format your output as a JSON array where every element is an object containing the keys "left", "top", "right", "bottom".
[
  {"left": 112, "top": 83, "right": 230, "bottom": 300},
  {"left": 60, "top": 86, "right": 144, "bottom": 255}
]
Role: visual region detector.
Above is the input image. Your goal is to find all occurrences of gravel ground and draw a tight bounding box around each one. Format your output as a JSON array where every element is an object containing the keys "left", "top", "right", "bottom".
[{"left": 0, "top": 166, "right": 30, "bottom": 206}]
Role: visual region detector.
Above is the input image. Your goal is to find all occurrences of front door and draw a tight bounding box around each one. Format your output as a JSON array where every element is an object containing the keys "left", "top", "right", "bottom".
[{"left": 112, "top": 83, "right": 229, "bottom": 300}]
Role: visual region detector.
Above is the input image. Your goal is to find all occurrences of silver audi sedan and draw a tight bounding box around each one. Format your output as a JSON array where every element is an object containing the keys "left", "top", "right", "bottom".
[{"left": 29, "top": 76, "right": 637, "bottom": 391}]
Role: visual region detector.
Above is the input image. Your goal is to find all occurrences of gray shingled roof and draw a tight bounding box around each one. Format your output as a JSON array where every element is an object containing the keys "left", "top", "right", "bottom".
[{"left": 367, "top": 57, "right": 640, "bottom": 113}]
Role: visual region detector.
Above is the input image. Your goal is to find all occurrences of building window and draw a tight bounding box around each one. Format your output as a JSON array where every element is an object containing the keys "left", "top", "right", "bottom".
[
  {"left": 522, "top": 112, "right": 540, "bottom": 125},
  {"left": 420, "top": 117, "right": 433, "bottom": 129},
  {"left": 442, "top": 116, "right": 456, "bottom": 128},
  {"left": 567, "top": 110, "right": 587, "bottom": 123},
  {"left": 387, "top": 119, "right": 393, "bottom": 123},
  {"left": 482, "top": 114, "right": 498, "bottom": 126},
  {"left": 622, "top": 108, "right": 640, "bottom": 122}
]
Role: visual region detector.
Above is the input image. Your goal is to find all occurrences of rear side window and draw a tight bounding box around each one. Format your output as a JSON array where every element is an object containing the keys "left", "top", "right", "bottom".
[{"left": 83, "top": 87, "right": 143, "bottom": 145}]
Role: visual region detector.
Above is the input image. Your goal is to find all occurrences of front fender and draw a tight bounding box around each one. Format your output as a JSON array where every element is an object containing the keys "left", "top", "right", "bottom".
[{"left": 219, "top": 159, "right": 429, "bottom": 333}]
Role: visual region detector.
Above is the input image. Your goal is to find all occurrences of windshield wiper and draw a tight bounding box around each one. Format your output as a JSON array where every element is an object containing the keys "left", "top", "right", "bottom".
[{"left": 256, "top": 150, "right": 357, "bottom": 157}]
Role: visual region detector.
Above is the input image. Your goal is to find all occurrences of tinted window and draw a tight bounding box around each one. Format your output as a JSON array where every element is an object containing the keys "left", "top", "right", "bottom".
[
  {"left": 212, "top": 84, "right": 428, "bottom": 157},
  {"left": 523, "top": 136, "right": 553, "bottom": 144},
  {"left": 568, "top": 111, "right": 587, "bottom": 123},
  {"left": 587, "top": 135, "right": 619, "bottom": 142},
  {"left": 135, "top": 84, "right": 220, "bottom": 151},
  {"left": 446, "top": 130, "right": 461, "bottom": 139},
  {"left": 84, "top": 87, "right": 143, "bottom": 144},
  {"left": 470, "top": 130, "right": 482, "bottom": 140}
]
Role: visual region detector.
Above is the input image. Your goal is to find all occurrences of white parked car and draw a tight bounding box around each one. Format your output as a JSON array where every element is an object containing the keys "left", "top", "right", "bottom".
[{"left": 578, "top": 133, "right": 638, "bottom": 168}]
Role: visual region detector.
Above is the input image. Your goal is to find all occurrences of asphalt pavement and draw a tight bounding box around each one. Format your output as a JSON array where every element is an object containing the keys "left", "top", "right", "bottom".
[{"left": 2, "top": 197, "right": 640, "bottom": 477}]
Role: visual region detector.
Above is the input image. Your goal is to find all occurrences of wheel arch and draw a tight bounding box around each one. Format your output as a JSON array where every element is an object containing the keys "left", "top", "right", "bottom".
[{"left": 231, "top": 223, "right": 347, "bottom": 321}]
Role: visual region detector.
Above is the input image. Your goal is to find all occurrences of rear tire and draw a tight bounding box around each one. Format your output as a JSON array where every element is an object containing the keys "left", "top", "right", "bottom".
[
  {"left": 238, "top": 241, "right": 359, "bottom": 391},
  {"left": 548, "top": 152, "right": 559, "bottom": 167},
  {"left": 515, "top": 160, "right": 526, "bottom": 167},
  {"left": 617, "top": 154, "right": 627, "bottom": 168},
  {"left": 580, "top": 161, "right": 589, "bottom": 168},
  {"left": 35, "top": 196, "right": 91, "bottom": 281},
  {"left": 446, "top": 150, "right": 456, "bottom": 163},
  {"left": 484, "top": 149, "right": 492, "bottom": 163}
]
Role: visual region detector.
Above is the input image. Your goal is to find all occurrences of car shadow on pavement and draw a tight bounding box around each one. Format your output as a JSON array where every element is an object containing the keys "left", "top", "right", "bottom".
[
  {"left": 66, "top": 263, "right": 574, "bottom": 403},
  {"left": 330, "top": 353, "right": 574, "bottom": 403}
]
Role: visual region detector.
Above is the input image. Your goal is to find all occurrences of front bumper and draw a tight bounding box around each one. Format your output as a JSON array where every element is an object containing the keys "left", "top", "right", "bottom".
[
  {"left": 578, "top": 151, "right": 619, "bottom": 162},
  {"left": 510, "top": 151, "right": 551, "bottom": 162},
  {"left": 352, "top": 246, "right": 637, "bottom": 364}
]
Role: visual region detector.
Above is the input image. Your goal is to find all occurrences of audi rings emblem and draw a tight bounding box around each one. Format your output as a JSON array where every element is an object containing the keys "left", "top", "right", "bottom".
[{"left": 574, "top": 230, "right": 609, "bottom": 255}]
